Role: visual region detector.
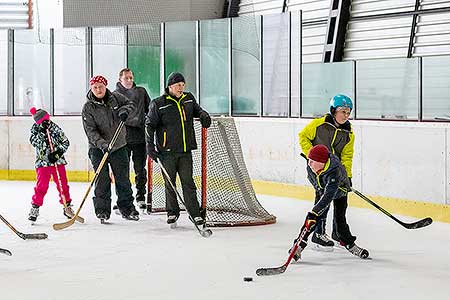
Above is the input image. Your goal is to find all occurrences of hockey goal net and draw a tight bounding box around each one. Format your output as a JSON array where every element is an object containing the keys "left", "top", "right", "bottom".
[{"left": 146, "top": 117, "right": 276, "bottom": 226}]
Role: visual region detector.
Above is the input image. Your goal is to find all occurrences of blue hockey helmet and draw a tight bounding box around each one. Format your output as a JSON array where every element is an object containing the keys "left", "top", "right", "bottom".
[{"left": 329, "top": 94, "right": 353, "bottom": 114}]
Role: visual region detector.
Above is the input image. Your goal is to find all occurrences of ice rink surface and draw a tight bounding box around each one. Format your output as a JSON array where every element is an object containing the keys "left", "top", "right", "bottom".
[{"left": 0, "top": 180, "right": 449, "bottom": 300}]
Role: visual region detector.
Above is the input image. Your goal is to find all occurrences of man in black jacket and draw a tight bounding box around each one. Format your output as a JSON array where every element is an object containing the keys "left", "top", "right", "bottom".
[
  {"left": 114, "top": 68, "right": 151, "bottom": 210},
  {"left": 145, "top": 72, "right": 211, "bottom": 226},
  {"left": 82, "top": 75, "right": 139, "bottom": 222}
]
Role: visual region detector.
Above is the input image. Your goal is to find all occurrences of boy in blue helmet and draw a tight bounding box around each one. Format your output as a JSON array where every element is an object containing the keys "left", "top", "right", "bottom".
[{"left": 298, "top": 94, "right": 354, "bottom": 250}]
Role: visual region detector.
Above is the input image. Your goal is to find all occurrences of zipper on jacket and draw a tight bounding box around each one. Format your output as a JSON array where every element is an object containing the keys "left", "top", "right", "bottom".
[
  {"left": 166, "top": 93, "right": 187, "bottom": 152},
  {"left": 163, "top": 130, "right": 167, "bottom": 148}
]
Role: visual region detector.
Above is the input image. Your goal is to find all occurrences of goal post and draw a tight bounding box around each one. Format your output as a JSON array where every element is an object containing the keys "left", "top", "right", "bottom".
[{"left": 146, "top": 117, "right": 276, "bottom": 227}]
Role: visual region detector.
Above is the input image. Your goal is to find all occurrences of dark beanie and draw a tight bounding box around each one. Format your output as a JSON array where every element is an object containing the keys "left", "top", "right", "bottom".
[
  {"left": 30, "top": 107, "right": 50, "bottom": 124},
  {"left": 167, "top": 72, "right": 185, "bottom": 87},
  {"left": 308, "top": 144, "right": 329, "bottom": 163}
]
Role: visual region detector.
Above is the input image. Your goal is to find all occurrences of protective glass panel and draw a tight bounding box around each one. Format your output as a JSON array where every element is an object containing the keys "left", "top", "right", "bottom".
[
  {"left": 128, "top": 23, "right": 161, "bottom": 100},
  {"left": 0, "top": 30, "right": 7, "bottom": 115},
  {"left": 422, "top": 56, "right": 450, "bottom": 121},
  {"left": 232, "top": 15, "right": 261, "bottom": 116},
  {"left": 54, "top": 28, "right": 87, "bottom": 115},
  {"left": 93, "top": 27, "right": 126, "bottom": 92},
  {"left": 165, "top": 21, "right": 196, "bottom": 96},
  {"left": 14, "top": 29, "right": 50, "bottom": 115},
  {"left": 262, "top": 13, "right": 289, "bottom": 117},
  {"left": 200, "top": 18, "right": 229, "bottom": 115},
  {"left": 291, "top": 11, "right": 301, "bottom": 117},
  {"left": 356, "top": 58, "right": 419, "bottom": 120},
  {"left": 302, "top": 62, "right": 353, "bottom": 118}
]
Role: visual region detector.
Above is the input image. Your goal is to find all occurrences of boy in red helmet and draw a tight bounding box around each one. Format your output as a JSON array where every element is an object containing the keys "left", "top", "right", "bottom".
[{"left": 289, "top": 144, "right": 369, "bottom": 260}]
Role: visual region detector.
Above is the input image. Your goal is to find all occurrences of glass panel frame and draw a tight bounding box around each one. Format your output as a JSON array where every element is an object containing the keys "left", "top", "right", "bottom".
[{"left": 0, "top": 30, "right": 8, "bottom": 115}]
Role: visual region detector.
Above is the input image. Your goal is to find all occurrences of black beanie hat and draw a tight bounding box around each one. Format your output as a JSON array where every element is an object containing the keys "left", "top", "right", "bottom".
[{"left": 167, "top": 72, "right": 185, "bottom": 87}]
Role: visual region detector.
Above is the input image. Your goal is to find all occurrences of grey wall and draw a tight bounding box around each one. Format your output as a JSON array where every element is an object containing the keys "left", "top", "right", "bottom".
[{"left": 63, "top": 0, "right": 225, "bottom": 27}]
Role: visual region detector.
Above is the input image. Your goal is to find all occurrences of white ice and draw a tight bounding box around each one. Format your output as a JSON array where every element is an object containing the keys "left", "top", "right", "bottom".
[{"left": 0, "top": 180, "right": 449, "bottom": 300}]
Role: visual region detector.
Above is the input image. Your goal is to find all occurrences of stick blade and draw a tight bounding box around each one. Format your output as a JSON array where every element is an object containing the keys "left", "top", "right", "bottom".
[
  {"left": 21, "top": 233, "right": 48, "bottom": 240},
  {"left": 0, "top": 248, "right": 12, "bottom": 256},
  {"left": 53, "top": 218, "right": 76, "bottom": 231},
  {"left": 256, "top": 265, "right": 287, "bottom": 276},
  {"left": 404, "top": 217, "right": 433, "bottom": 229}
]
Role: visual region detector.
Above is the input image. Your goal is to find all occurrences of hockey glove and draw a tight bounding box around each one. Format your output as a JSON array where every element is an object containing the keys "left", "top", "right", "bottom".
[
  {"left": 48, "top": 149, "right": 64, "bottom": 163},
  {"left": 302, "top": 211, "right": 318, "bottom": 233},
  {"left": 199, "top": 111, "right": 211, "bottom": 128},
  {"left": 100, "top": 143, "right": 110, "bottom": 154},
  {"left": 118, "top": 110, "right": 128, "bottom": 122}
]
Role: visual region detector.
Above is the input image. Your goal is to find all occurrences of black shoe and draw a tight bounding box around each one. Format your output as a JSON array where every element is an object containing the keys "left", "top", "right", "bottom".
[{"left": 345, "top": 243, "right": 370, "bottom": 259}]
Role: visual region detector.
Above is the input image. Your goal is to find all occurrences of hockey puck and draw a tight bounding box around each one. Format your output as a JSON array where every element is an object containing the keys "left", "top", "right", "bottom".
[{"left": 243, "top": 277, "right": 253, "bottom": 282}]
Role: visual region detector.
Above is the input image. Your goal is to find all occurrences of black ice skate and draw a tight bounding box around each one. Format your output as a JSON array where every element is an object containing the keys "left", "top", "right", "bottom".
[
  {"left": 167, "top": 215, "right": 178, "bottom": 228},
  {"left": 189, "top": 216, "right": 205, "bottom": 226},
  {"left": 96, "top": 212, "right": 110, "bottom": 224},
  {"left": 311, "top": 232, "right": 335, "bottom": 252},
  {"left": 345, "top": 243, "right": 370, "bottom": 259},
  {"left": 28, "top": 204, "right": 40, "bottom": 224},
  {"left": 136, "top": 200, "right": 146, "bottom": 211},
  {"left": 120, "top": 207, "right": 139, "bottom": 221},
  {"left": 112, "top": 205, "right": 121, "bottom": 215}
]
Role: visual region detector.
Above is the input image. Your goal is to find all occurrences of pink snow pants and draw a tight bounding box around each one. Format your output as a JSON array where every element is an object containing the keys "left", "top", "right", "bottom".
[{"left": 32, "top": 164, "right": 71, "bottom": 207}]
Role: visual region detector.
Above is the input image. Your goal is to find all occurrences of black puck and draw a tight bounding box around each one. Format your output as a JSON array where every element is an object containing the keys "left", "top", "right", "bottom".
[{"left": 243, "top": 277, "right": 253, "bottom": 282}]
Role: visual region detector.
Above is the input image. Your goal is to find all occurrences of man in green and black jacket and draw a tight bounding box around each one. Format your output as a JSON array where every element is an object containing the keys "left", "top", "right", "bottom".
[{"left": 145, "top": 72, "right": 211, "bottom": 226}]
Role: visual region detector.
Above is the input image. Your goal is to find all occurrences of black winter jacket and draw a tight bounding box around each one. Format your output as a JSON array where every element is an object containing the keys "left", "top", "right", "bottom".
[
  {"left": 114, "top": 82, "right": 151, "bottom": 144},
  {"left": 307, "top": 153, "right": 351, "bottom": 216},
  {"left": 82, "top": 89, "right": 135, "bottom": 152},
  {"left": 145, "top": 92, "right": 208, "bottom": 153}
]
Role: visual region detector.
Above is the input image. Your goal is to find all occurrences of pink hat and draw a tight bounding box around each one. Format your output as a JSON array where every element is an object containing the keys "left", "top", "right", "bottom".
[
  {"left": 89, "top": 75, "right": 108, "bottom": 86},
  {"left": 30, "top": 107, "right": 50, "bottom": 124}
]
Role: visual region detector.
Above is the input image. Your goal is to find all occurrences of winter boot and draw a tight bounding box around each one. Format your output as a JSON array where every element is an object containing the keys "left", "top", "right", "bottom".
[
  {"left": 28, "top": 204, "right": 40, "bottom": 223},
  {"left": 63, "top": 204, "right": 75, "bottom": 219},
  {"left": 311, "top": 232, "right": 335, "bottom": 251},
  {"left": 345, "top": 243, "right": 370, "bottom": 259}
]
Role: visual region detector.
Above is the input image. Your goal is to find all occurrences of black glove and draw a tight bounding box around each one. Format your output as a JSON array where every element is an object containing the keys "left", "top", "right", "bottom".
[
  {"left": 302, "top": 211, "right": 318, "bottom": 232},
  {"left": 147, "top": 144, "right": 161, "bottom": 162},
  {"left": 118, "top": 110, "right": 128, "bottom": 122},
  {"left": 48, "top": 149, "right": 64, "bottom": 163},
  {"left": 199, "top": 111, "right": 211, "bottom": 128},
  {"left": 348, "top": 177, "right": 352, "bottom": 188},
  {"left": 39, "top": 121, "right": 49, "bottom": 133},
  {"left": 100, "top": 143, "right": 109, "bottom": 154}
]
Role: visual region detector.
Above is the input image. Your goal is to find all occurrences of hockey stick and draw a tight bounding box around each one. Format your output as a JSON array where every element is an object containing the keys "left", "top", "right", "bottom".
[
  {"left": 0, "top": 247, "right": 12, "bottom": 256},
  {"left": 256, "top": 222, "right": 310, "bottom": 276},
  {"left": 351, "top": 188, "right": 433, "bottom": 229},
  {"left": 300, "top": 153, "right": 433, "bottom": 229},
  {"left": 0, "top": 213, "right": 48, "bottom": 240},
  {"left": 46, "top": 129, "right": 84, "bottom": 223},
  {"left": 157, "top": 159, "right": 213, "bottom": 238},
  {"left": 53, "top": 121, "right": 125, "bottom": 231}
]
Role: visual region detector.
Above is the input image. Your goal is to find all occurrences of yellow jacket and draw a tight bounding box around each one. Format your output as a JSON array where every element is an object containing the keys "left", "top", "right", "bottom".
[{"left": 299, "top": 113, "right": 354, "bottom": 177}]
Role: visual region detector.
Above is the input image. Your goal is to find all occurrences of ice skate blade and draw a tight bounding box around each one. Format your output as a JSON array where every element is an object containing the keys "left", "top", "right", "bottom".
[
  {"left": 311, "top": 243, "right": 334, "bottom": 252},
  {"left": 170, "top": 222, "right": 177, "bottom": 229}
]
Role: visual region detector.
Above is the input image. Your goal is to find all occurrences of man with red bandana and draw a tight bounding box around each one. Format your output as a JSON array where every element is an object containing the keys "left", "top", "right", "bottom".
[{"left": 82, "top": 75, "right": 139, "bottom": 222}]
